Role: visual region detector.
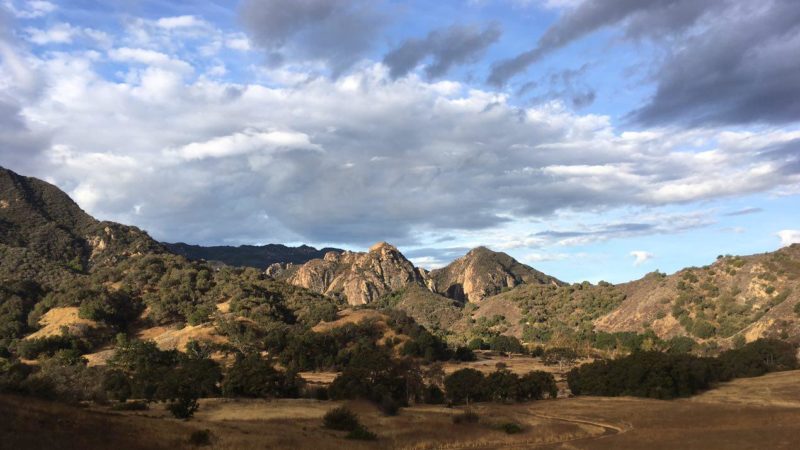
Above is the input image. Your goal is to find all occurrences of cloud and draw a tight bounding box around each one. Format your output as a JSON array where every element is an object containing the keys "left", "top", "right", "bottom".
[
  {"left": 630, "top": 250, "right": 653, "bottom": 266},
  {"left": 383, "top": 23, "right": 501, "bottom": 79},
  {"left": 156, "top": 15, "right": 208, "bottom": 29},
  {"left": 167, "top": 129, "right": 321, "bottom": 161},
  {"left": 531, "top": 211, "right": 715, "bottom": 247},
  {"left": 488, "top": 0, "right": 715, "bottom": 86},
  {"left": 4, "top": 0, "right": 56, "bottom": 19},
  {"left": 238, "top": 0, "right": 385, "bottom": 75},
  {"left": 631, "top": 0, "right": 800, "bottom": 126},
  {"left": 723, "top": 207, "right": 763, "bottom": 217},
  {"left": 777, "top": 230, "right": 800, "bottom": 247},
  {"left": 5, "top": 10, "right": 800, "bottom": 247}
]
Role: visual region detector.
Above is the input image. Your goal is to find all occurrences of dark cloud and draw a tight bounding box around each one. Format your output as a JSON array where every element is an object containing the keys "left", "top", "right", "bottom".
[
  {"left": 631, "top": 1, "right": 800, "bottom": 126},
  {"left": 530, "top": 215, "right": 714, "bottom": 246},
  {"left": 488, "top": 0, "right": 713, "bottom": 86},
  {"left": 239, "top": 0, "right": 384, "bottom": 75},
  {"left": 383, "top": 23, "right": 501, "bottom": 79},
  {"left": 723, "top": 207, "right": 763, "bottom": 217}
]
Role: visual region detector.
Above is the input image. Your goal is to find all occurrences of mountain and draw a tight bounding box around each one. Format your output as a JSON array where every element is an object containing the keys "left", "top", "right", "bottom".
[
  {"left": 595, "top": 247, "right": 800, "bottom": 345},
  {"left": 285, "top": 242, "right": 427, "bottom": 305},
  {"left": 428, "top": 246, "right": 563, "bottom": 303},
  {"left": 0, "top": 167, "right": 164, "bottom": 285},
  {"left": 163, "top": 242, "right": 344, "bottom": 268}
]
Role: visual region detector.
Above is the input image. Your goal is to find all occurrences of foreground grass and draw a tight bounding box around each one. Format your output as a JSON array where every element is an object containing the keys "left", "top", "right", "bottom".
[{"left": 3, "top": 370, "right": 800, "bottom": 449}]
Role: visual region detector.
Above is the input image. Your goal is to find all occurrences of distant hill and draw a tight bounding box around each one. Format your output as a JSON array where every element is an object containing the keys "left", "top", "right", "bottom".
[
  {"left": 163, "top": 242, "right": 344, "bottom": 268},
  {"left": 3, "top": 164, "right": 800, "bottom": 354}
]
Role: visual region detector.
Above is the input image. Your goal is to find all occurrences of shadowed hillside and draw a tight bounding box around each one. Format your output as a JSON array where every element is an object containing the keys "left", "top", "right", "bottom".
[{"left": 163, "top": 242, "right": 344, "bottom": 269}]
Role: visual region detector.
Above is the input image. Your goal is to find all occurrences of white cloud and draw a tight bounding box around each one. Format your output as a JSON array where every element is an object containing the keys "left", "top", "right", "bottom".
[
  {"left": 630, "top": 251, "right": 654, "bottom": 266},
  {"left": 777, "top": 230, "right": 800, "bottom": 247},
  {"left": 5, "top": 0, "right": 56, "bottom": 19},
  {"left": 5, "top": 18, "right": 800, "bottom": 246},
  {"left": 168, "top": 129, "right": 321, "bottom": 161},
  {"left": 156, "top": 15, "right": 207, "bottom": 29},
  {"left": 108, "top": 47, "right": 192, "bottom": 73},
  {"left": 25, "top": 23, "right": 76, "bottom": 45}
]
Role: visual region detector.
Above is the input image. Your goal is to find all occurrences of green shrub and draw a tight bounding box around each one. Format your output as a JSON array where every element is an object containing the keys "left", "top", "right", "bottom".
[
  {"left": 167, "top": 396, "right": 199, "bottom": 419},
  {"left": 323, "top": 406, "right": 360, "bottom": 431},
  {"left": 499, "top": 422, "right": 523, "bottom": 434},
  {"left": 346, "top": 425, "right": 377, "bottom": 441}
]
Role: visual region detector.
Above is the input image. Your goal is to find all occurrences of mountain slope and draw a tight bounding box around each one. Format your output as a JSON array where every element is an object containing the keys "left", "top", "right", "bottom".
[
  {"left": 0, "top": 166, "right": 164, "bottom": 281},
  {"left": 163, "top": 242, "right": 344, "bottom": 268},
  {"left": 595, "top": 246, "right": 800, "bottom": 345},
  {"left": 428, "top": 246, "right": 563, "bottom": 303}
]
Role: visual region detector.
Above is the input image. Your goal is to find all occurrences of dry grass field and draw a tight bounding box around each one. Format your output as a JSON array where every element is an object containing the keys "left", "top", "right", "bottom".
[{"left": 2, "top": 370, "right": 800, "bottom": 449}]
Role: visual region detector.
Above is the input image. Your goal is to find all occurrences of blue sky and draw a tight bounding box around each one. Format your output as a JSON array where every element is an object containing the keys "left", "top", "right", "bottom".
[{"left": 1, "top": 0, "right": 798, "bottom": 283}]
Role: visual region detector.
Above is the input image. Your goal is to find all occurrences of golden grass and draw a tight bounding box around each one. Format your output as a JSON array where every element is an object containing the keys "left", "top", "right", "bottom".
[
  {"left": 4, "top": 369, "right": 800, "bottom": 449},
  {"left": 25, "top": 307, "right": 98, "bottom": 340}
]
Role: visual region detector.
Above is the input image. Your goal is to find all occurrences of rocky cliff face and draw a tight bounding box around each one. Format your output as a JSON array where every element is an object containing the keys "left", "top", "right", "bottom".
[
  {"left": 428, "top": 246, "right": 562, "bottom": 303},
  {"left": 286, "top": 242, "right": 427, "bottom": 305}
]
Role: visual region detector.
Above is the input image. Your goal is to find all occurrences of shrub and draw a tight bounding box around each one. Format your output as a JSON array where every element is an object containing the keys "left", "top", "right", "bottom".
[
  {"left": 499, "top": 422, "right": 523, "bottom": 434},
  {"left": 323, "top": 406, "right": 360, "bottom": 431},
  {"left": 167, "top": 396, "right": 199, "bottom": 419},
  {"left": 221, "top": 353, "right": 301, "bottom": 398},
  {"left": 467, "top": 338, "right": 488, "bottom": 350},
  {"left": 378, "top": 395, "right": 400, "bottom": 416},
  {"left": 423, "top": 384, "right": 444, "bottom": 404},
  {"left": 452, "top": 410, "right": 479, "bottom": 424},
  {"left": 452, "top": 346, "right": 477, "bottom": 362},
  {"left": 488, "top": 335, "right": 525, "bottom": 354},
  {"left": 188, "top": 429, "right": 212, "bottom": 446},
  {"left": 346, "top": 425, "right": 377, "bottom": 441}
]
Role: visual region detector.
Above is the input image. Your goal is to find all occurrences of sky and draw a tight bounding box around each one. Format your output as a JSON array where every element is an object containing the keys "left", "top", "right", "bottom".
[{"left": 0, "top": 0, "right": 798, "bottom": 283}]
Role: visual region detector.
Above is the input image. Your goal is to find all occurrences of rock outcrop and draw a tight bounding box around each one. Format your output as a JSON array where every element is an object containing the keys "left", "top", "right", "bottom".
[
  {"left": 286, "top": 242, "right": 427, "bottom": 305},
  {"left": 428, "top": 246, "right": 562, "bottom": 303}
]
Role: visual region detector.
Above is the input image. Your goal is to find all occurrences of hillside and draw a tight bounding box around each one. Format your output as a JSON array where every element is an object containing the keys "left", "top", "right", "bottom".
[
  {"left": 0, "top": 167, "right": 165, "bottom": 284},
  {"left": 596, "top": 246, "right": 800, "bottom": 347},
  {"left": 163, "top": 242, "right": 343, "bottom": 269}
]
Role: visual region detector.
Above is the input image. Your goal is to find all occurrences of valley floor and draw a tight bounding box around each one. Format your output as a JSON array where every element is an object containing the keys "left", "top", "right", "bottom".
[{"left": 3, "top": 370, "right": 800, "bottom": 449}]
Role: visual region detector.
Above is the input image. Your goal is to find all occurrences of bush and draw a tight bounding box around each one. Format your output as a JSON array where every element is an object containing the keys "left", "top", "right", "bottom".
[
  {"left": 221, "top": 353, "right": 301, "bottom": 398},
  {"left": 167, "top": 396, "right": 199, "bottom": 419},
  {"left": 452, "top": 410, "right": 479, "bottom": 424},
  {"left": 488, "top": 335, "right": 525, "bottom": 354},
  {"left": 323, "top": 406, "right": 361, "bottom": 431},
  {"left": 423, "top": 384, "right": 444, "bottom": 404},
  {"left": 378, "top": 395, "right": 400, "bottom": 416},
  {"left": 346, "top": 425, "right": 377, "bottom": 441},
  {"left": 452, "top": 346, "right": 477, "bottom": 362},
  {"left": 188, "top": 429, "right": 212, "bottom": 446},
  {"left": 499, "top": 422, "right": 523, "bottom": 434}
]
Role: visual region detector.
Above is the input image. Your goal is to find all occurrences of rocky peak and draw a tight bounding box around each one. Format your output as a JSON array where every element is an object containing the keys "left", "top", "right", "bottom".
[
  {"left": 287, "top": 242, "right": 426, "bottom": 305},
  {"left": 429, "top": 246, "right": 562, "bottom": 303}
]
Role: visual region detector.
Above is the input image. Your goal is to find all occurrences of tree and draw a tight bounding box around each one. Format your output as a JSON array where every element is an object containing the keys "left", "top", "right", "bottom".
[
  {"left": 518, "top": 371, "right": 557, "bottom": 400},
  {"left": 221, "top": 353, "right": 301, "bottom": 398},
  {"left": 444, "top": 368, "right": 485, "bottom": 404}
]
